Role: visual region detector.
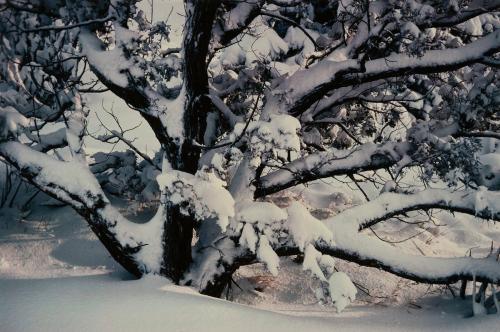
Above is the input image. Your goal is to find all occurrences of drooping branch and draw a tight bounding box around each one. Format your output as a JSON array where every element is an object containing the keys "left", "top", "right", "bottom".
[
  {"left": 315, "top": 236, "right": 500, "bottom": 285},
  {"left": 314, "top": 187, "right": 500, "bottom": 284},
  {"left": 215, "top": 188, "right": 500, "bottom": 291},
  {"left": 0, "top": 141, "right": 154, "bottom": 277}
]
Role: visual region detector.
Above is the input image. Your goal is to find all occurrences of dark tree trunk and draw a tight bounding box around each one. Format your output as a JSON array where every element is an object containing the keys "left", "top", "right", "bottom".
[
  {"left": 157, "top": 0, "right": 221, "bottom": 284},
  {"left": 181, "top": 0, "right": 221, "bottom": 169},
  {"left": 160, "top": 203, "right": 194, "bottom": 283}
]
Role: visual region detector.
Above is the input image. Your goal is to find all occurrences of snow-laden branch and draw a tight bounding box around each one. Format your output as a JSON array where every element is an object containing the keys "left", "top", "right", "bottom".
[
  {"left": 328, "top": 188, "right": 500, "bottom": 232},
  {"left": 313, "top": 187, "right": 500, "bottom": 284},
  {"left": 420, "top": 0, "right": 500, "bottom": 28},
  {"left": 283, "top": 193, "right": 500, "bottom": 285},
  {"left": 27, "top": 128, "right": 67, "bottom": 152},
  {"left": 0, "top": 141, "right": 165, "bottom": 276},
  {"left": 0, "top": 141, "right": 110, "bottom": 213},
  {"left": 205, "top": 186, "right": 500, "bottom": 297},
  {"left": 255, "top": 142, "right": 412, "bottom": 197},
  {"left": 214, "top": 0, "right": 263, "bottom": 47},
  {"left": 316, "top": 235, "right": 500, "bottom": 285},
  {"left": 209, "top": 90, "right": 243, "bottom": 127},
  {"left": 80, "top": 27, "right": 187, "bottom": 146},
  {"left": 259, "top": 10, "right": 320, "bottom": 50},
  {"left": 270, "top": 30, "right": 500, "bottom": 115},
  {"left": 302, "top": 80, "right": 388, "bottom": 118},
  {"left": 79, "top": 29, "right": 150, "bottom": 110}
]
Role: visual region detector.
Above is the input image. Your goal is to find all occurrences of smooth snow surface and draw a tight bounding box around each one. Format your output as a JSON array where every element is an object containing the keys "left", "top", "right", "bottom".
[
  {"left": 2, "top": 273, "right": 500, "bottom": 332},
  {"left": 1, "top": 193, "right": 499, "bottom": 331}
]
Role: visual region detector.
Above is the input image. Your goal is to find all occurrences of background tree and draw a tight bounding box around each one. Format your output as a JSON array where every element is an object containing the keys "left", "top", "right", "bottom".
[{"left": 0, "top": 0, "right": 499, "bottom": 313}]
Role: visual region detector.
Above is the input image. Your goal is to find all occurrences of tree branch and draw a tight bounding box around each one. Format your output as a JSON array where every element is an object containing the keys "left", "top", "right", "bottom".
[
  {"left": 255, "top": 142, "right": 413, "bottom": 197},
  {"left": 6, "top": 15, "right": 115, "bottom": 33},
  {"left": 0, "top": 141, "right": 150, "bottom": 277},
  {"left": 328, "top": 188, "right": 500, "bottom": 232},
  {"left": 260, "top": 10, "right": 320, "bottom": 50},
  {"left": 272, "top": 30, "right": 500, "bottom": 116}
]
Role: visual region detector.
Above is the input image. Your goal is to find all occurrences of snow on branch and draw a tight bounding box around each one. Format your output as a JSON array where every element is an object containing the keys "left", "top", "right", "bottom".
[
  {"left": 420, "top": 0, "right": 500, "bottom": 28},
  {"left": 309, "top": 187, "right": 500, "bottom": 285},
  {"left": 273, "top": 30, "right": 500, "bottom": 115},
  {"left": 27, "top": 128, "right": 67, "bottom": 153},
  {"left": 0, "top": 141, "right": 102, "bottom": 208},
  {"left": 157, "top": 170, "right": 235, "bottom": 230},
  {"left": 255, "top": 142, "right": 413, "bottom": 197},
  {"left": 260, "top": 188, "right": 500, "bottom": 306},
  {"left": 0, "top": 140, "right": 170, "bottom": 276},
  {"left": 0, "top": 106, "right": 29, "bottom": 141},
  {"left": 214, "top": 0, "right": 263, "bottom": 46},
  {"left": 281, "top": 196, "right": 500, "bottom": 286},
  {"left": 328, "top": 188, "right": 500, "bottom": 232},
  {"left": 79, "top": 28, "right": 150, "bottom": 109},
  {"left": 316, "top": 234, "right": 500, "bottom": 285}
]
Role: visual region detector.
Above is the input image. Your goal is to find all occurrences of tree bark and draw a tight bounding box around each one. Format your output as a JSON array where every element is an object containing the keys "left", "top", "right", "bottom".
[
  {"left": 160, "top": 204, "right": 194, "bottom": 283},
  {"left": 158, "top": 0, "right": 221, "bottom": 283}
]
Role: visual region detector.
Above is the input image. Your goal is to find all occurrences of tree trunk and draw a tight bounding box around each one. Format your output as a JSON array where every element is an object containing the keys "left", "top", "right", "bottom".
[
  {"left": 160, "top": 203, "right": 194, "bottom": 283},
  {"left": 155, "top": 0, "right": 221, "bottom": 284}
]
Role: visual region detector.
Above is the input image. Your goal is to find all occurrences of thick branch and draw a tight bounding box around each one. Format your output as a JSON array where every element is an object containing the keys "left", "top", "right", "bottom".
[
  {"left": 255, "top": 142, "right": 412, "bottom": 197},
  {"left": 0, "top": 141, "right": 147, "bottom": 277},
  {"left": 179, "top": 0, "right": 221, "bottom": 171},
  {"left": 421, "top": 0, "right": 500, "bottom": 29},
  {"left": 315, "top": 237, "right": 500, "bottom": 285},
  {"left": 328, "top": 189, "right": 500, "bottom": 231},
  {"left": 318, "top": 186, "right": 500, "bottom": 284},
  {"left": 79, "top": 29, "right": 151, "bottom": 109},
  {"left": 274, "top": 30, "right": 500, "bottom": 116}
]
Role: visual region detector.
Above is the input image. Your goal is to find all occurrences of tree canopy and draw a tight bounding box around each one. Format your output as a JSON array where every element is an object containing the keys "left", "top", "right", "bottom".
[{"left": 0, "top": 0, "right": 499, "bottom": 313}]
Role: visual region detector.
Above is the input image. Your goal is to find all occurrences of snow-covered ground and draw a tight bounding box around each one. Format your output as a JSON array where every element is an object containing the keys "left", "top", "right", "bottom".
[
  {"left": 1, "top": 184, "right": 499, "bottom": 331},
  {"left": 2, "top": 273, "right": 499, "bottom": 332}
]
